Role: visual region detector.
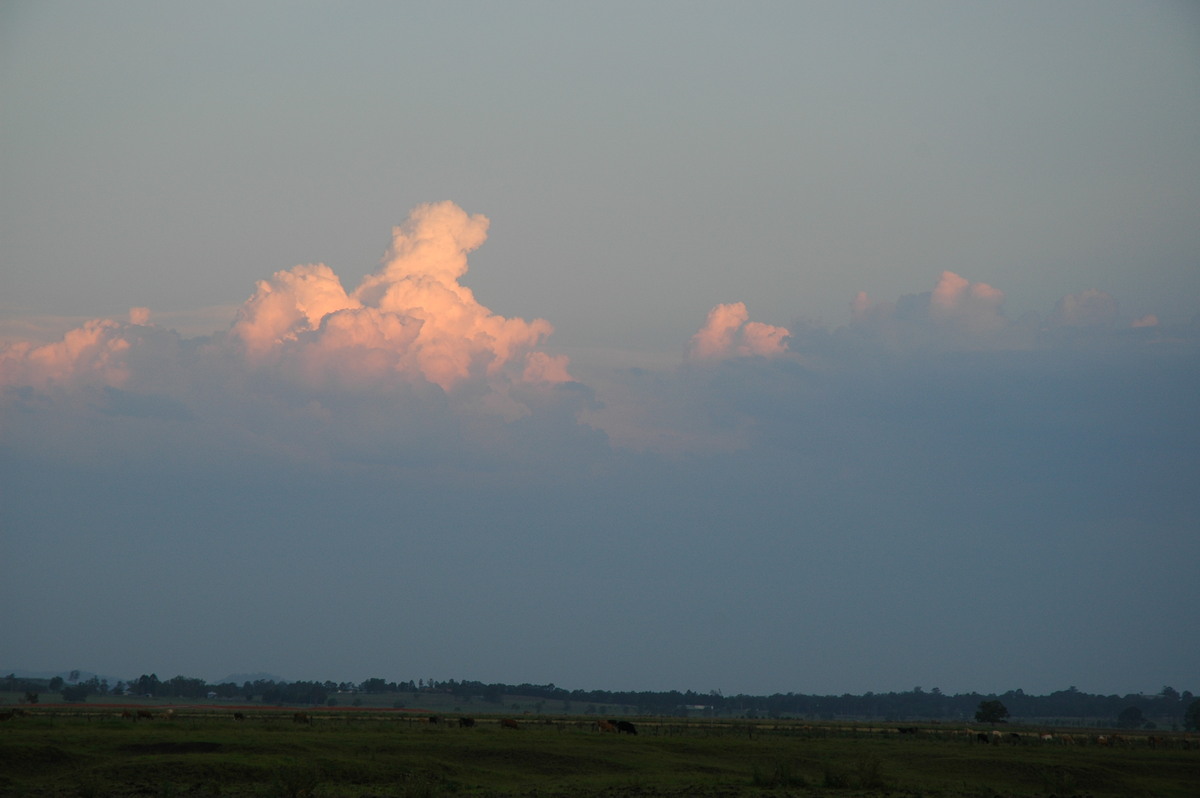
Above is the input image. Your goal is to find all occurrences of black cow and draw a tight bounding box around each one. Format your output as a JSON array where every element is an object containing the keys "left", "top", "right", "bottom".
[
  {"left": 614, "top": 720, "right": 637, "bottom": 735},
  {"left": 458, "top": 717, "right": 475, "bottom": 728}
]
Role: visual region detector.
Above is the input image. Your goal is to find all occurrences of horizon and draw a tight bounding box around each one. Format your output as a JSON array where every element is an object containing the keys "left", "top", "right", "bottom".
[
  {"left": 3, "top": 2, "right": 1198, "bottom": 699},
  {"left": 3, "top": 667, "right": 1191, "bottom": 702}
]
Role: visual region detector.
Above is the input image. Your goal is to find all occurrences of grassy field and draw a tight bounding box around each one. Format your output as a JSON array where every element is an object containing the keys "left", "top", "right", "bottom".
[{"left": 1, "top": 706, "right": 1196, "bottom": 797}]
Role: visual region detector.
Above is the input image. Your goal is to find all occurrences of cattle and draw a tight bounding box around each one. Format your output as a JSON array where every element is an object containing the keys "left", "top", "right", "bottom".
[
  {"left": 136, "top": 710, "right": 154, "bottom": 721},
  {"left": 614, "top": 720, "right": 638, "bottom": 735},
  {"left": 1007, "top": 733, "right": 1022, "bottom": 745},
  {"left": 0, "top": 710, "right": 12, "bottom": 721},
  {"left": 976, "top": 733, "right": 989, "bottom": 743},
  {"left": 500, "top": 718, "right": 520, "bottom": 730},
  {"left": 293, "top": 712, "right": 311, "bottom": 725},
  {"left": 121, "top": 710, "right": 134, "bottom": 720},
  {"left": 233, "top": 712, "right": 245, "bottom": 721},
  {"left": 163, "top": 709, "right": 176, "bottom": 720},
  {"left": 1039, "top": 734, "right": 1054, "bottom": 743},
  {"left": 596, "top": 720, "right": 617, "bottom": 733},
  {"left": 457, "top": 717, "right": 475, "bottom": 728},
  {"left": 897, "top": 726, "right": 919, "bottom": 735}
]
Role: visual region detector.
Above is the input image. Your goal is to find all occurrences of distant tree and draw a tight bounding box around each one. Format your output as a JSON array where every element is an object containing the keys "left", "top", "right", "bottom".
[
  {"left": 1160, "top": 686, "right": 1180, "bottom": 702},
  {"left": 1183, "top": 699, "right": 1200, "bottom": 732},
  {"left": 1117, "top": 706, "right": 1145, "bottom": 728},
  {"left": 360, "top": 677, "right": 389, "bottom": 693},
  {"left": 48, "top": 676, "right": 64, "bottom": 692},
  {"left": 61, "top": 683, "right": 91, "bottom": 702},
  {"left": 975, "top": 700, "right": 1009, "bottom": 724},
  {"left": 69, "top": 670, "right": 80, "bottom": 682}
]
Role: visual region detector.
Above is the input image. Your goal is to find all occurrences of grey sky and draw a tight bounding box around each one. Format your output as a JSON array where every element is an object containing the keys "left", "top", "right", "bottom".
[{"left": 2, "top": 1, "right": 1198, "bottom": 697}]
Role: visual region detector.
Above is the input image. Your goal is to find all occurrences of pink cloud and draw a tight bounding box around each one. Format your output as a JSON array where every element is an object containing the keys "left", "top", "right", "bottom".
[
  {"left": 847, "top": 271, "right": 1017, "bottom": 349},
  {"left": 928, "top": 271, "right": 1006, "bottom": 334},
  {"left": 2, "top": 202, "right": 571, "bottom": 395},
  {"left": 0, "top": 318, "right": 132, "bottom": 390},
  {"left": 687, "top": 303, "right": 790, "bottom": 361}
]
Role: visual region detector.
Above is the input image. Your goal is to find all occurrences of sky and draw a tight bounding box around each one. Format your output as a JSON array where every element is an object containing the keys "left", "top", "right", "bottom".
[{"left": 2, "top": 1, "right": 1198, "bottom": 698}]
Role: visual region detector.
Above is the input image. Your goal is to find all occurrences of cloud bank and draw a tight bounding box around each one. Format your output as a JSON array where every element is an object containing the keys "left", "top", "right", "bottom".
[{"left": 3, "top": 204, "right": 1198, "bottom": 697}]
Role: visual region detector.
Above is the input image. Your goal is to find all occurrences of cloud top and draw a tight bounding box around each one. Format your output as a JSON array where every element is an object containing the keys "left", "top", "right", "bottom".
[
  {"left": 227, "top": 202, "right": 566, "bottom": 391},
  {"left": 688, "top": 302, "right": 790, "bottom": 361}
]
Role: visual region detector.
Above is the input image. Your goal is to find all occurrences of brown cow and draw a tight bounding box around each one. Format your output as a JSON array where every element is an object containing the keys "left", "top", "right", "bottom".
[
  {"left": 500, "top": 718, "right": 520, "bottom": 730},
  {"left": 596, "top": 720, "right": 617, "bottom": 733},
  {"left": 136, "top": 710, "right": 154, "bottom": 721},
  {"left": 293, "top": 712, "right": 311, "bottom": 724}
]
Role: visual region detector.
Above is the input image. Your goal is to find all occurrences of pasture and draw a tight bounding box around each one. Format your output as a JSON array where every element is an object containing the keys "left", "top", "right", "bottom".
[{"left": 0, "top": 706, "right": 1196, "bottom": 797}]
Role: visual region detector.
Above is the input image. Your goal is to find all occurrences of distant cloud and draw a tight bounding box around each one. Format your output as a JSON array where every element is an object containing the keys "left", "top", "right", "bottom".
[
  {"left": 687, "top": 302, "right": 790, "bottom": 361},
  {"left": 231, "top": 202, "right": 566, "bottom": 391},
  {"left": 3, "top": 203, "right": 569, "bottom": 398},
  {"left": 4, "top": 209, "right": 1197, "bottom": 479},
  {"left": 1050, "top": 288, "right": 1118, "bottom": 328},
  {"left": 0, "top": 203, "right": 589, "bottom": 475},
  {"left": 846, "top": 271, "right": 1022, "bottom": 351}
]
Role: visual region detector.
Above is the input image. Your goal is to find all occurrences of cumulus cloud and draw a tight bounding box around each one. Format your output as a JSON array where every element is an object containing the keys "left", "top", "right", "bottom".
[
  {"left": 687, "top": 302, "right": 790, "bottom": 361},
  {"left": 845, "top": 271, "right": 1027, "bottom": 351},
  {"left": 231, "top": 202, "right": 565, "bottom": 391},
  {"left": 0, "top": 203, "right": 591, "bottom": 475},
  {"left": 3, "top": 202, "right": 569, "bottom": 398},
  {"left": 0, "top": 318, "right": 134, "bottom": 391}
]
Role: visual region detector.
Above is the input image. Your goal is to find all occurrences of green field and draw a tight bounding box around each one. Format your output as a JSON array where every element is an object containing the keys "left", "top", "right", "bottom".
[{"left": 1, "top": 706, "right": 1196, "bottom": 797}]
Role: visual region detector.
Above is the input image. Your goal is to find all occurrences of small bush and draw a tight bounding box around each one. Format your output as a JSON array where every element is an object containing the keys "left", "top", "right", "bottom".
[{"left": 751, "top": 760, "right": 807, "bottom": 788}]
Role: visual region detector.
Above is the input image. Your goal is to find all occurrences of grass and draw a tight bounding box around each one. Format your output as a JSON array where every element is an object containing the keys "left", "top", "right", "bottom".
[{"left": 0, "top": 708, "right": 1196, "bottom": 796}]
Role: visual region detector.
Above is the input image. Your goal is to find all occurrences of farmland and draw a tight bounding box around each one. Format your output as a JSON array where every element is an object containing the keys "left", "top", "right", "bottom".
[{"left": 1, "top": 705, "right": 1196, "bottom": 797}]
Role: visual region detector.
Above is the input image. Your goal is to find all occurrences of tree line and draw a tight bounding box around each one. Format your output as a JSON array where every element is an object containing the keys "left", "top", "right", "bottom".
[{"left": 5, "top": 673, "right": 1198, "bottom": 730}]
